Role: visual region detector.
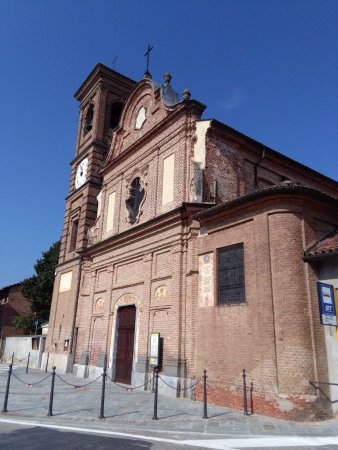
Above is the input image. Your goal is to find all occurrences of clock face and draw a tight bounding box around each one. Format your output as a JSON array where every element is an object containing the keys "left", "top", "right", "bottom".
[{"left": 75, "top": 158, "right": 88, "bottom": 189}]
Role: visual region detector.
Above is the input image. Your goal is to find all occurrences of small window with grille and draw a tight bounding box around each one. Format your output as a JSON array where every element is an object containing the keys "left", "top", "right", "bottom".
[
  {"left": 217, "top": 243, "right": 245, "bottom": 305},
  {"left": 69, "top": 219, "right": 79, "bottom": 252}
]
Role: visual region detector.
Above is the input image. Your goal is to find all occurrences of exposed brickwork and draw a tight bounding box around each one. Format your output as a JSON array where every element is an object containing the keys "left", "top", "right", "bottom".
[
  {"left": 47, "top": 63, "right": 338, "bottom": 421},
  {"left": 0, "top": 284, "right": 31, "bottom": 341},
  {"left": 195, "top": 193, "right": 338, "bottom": 419}
]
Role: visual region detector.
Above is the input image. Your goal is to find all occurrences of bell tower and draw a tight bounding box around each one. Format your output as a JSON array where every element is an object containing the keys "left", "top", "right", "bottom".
[
  {"left": 46, "top": 65, "right": 135, "bottom": 371},
  {"left": 60, "top": 65, "right": 136, "bottom": 262}
]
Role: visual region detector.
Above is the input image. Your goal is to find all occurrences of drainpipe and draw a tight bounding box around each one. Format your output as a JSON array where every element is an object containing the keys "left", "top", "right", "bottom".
[
  {"left": 253, "top": 149, "right": 266, "bottom": 190},
  {"left": 70, "top": 257, "right": 83, "bottom": 364}
]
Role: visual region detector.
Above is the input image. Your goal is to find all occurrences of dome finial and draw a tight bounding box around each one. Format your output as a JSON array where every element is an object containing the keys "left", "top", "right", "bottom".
[
  {"left": 164, "top": 72, "right": 172, "bottom": 85},
  {"left": 182, "top": 89, "right": 191, "bottom": 101}
]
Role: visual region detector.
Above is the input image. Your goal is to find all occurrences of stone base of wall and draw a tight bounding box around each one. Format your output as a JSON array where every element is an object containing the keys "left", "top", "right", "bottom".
[
  {"left": 43, "top": 352, "right": 73, "bottom": 374},
  {"left": 196, "top": 385, "right": 333, "bottom": 421}
]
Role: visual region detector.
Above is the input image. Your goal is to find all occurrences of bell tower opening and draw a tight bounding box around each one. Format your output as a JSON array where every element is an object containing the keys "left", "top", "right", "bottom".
[
  {"left": 110, "top": 101, "right": 123, "bottom": 129},
  {"left": 84, "top": 103, "right": 94, "bottom": 133}
]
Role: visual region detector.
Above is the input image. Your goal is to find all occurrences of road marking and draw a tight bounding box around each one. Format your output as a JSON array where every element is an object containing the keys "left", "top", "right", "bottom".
[
  {"left": 0, "top": 418, "right": 337, "bottom": 449},
  {"left": 184, "top": 436, "right": 338, "bottom": 448},
  {"left": 0, "top": 366, "right": 18, "bottom": 371}
]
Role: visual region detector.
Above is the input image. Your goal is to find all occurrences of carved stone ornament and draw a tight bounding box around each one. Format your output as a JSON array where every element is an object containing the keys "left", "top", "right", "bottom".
[
  {"left": 124, "top": 165, "right": 148, "bottom": 224},
  {"left": 154, "top": 286, "right": 168, "bottom": 300},
  {"left": 95, "top": 298, "right": 104, "bottom": 310},
  {"left": 115, "top": 293, "right": 141, "bottom": 312},
  {"left": 135, "top": 106, "right": 146, "bottom": 129}
]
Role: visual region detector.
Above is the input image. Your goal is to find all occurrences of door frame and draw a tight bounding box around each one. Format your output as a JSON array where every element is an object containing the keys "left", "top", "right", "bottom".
[{"left": 109, "top": 294, "right": 139, "bottom": 381}]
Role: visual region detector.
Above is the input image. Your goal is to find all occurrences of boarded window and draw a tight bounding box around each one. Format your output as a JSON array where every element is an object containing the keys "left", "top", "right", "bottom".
[
  {"left": 106, "top": 192, "right": 116, "bottom": 232},
  {"left": 59, "top": 271, "right": 72, "bottom": 293},
  {"left": 162, "top": 154, "right": 175, "bottom": 205},
  {"left": 32, "top": 338, "right": 39, "bottom": 350},
  {"left": 218, "top": 244, "right": 245, "bottom": 305}
]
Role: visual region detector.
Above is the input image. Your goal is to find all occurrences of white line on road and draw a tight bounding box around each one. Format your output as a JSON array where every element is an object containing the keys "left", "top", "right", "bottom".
[
  {"left": 0, "top": 417, "right": 337, "bottom": 449},
  {"left": 184, "top": 436, "right": 338, "bottom": 448}
]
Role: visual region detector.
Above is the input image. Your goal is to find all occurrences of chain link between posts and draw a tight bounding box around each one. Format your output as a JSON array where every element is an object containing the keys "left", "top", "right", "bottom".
[
  {"left": 158, "top": 375, "right": 202, "bottom": 391},
  {"left": 56, "top": 373, "right": 102, "bottom": 388},
  {"left": 106, "top": 374, "right": 153, "bottom": 391},
  {"left": 12, "top": 371, "right": 51, "bottom": 386}
]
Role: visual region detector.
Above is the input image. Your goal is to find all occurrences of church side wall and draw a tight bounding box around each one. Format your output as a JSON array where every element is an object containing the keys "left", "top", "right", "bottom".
[
  {"left": 203, "top": 131, "right": 338, "bottom": 204},
  {"left": 195, "top": 199, "right": 333, "bottom": 420}
]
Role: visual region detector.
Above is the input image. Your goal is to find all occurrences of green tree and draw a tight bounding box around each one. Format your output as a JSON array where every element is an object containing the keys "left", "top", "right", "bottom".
[
  {"left": 20, "top": 241, "right": 60, "bottom": 323},
  {"left": 12, "top": 312, "right": 35, "bottom": 334}
]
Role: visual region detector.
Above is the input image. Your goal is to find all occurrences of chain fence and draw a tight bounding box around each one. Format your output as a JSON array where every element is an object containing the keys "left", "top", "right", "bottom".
[{"left": 1, "top": 363, "right": 255, "bottom": 420}]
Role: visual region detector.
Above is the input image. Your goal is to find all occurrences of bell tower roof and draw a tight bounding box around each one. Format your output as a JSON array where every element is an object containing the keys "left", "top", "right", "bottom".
[{"left": 74, "top": 63, "right": 136, "bottom": 102}]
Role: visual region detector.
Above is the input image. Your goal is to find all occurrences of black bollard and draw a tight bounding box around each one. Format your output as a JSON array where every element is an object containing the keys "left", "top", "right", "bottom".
[
  {"left": 45, "top": 353, "right": 50, "bottom": 373},
  {"left": 152, "top": 367, "right": 159, "bottom": 420},
  {"left": 99, "top": 367, "right": 107, "bottom": 419},
  {"left": 11, "top": 353, "right": 14, "bottom": 365},
  {"left": 47, "top": 367, "right": 56, "bottom": 416},
  {"left": 26, "top": 352, "right": 31, "bottom": 374},
  {"left": 250, "top": 382, "right": 254, "bottom": 415},
  {"left": 151, "top": 367, "right": 156, "bottom": 393},
  {"left": 202, "top": 369, "right": 208, "bottom": 419},
  {"left": 242, "top": 369, "right": 248, "bottom": 415},
  {"left": 2, "top": 364, "right": 13, "bottom": 413}
]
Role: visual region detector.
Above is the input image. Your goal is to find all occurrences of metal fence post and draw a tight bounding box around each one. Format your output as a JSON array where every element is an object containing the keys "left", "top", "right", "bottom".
[
  {"left": 2, "top": 364, "right": 13, "bottom": 413},
  {"left": 203, "top": 369, "right": 208, "bottom": 419},
  {"left": 26, "top": 352, "right": 31, "bottom": 374},
  {"left": 152, "top": 367, "right": 159, "bottom": 420},
  {"left": 11, "top": 353, "right": 14, "bottom": 365},
  {"left": 45, "top": 353, "right": 50, "bottom": 373},
  {"left": 99, "top": 367, "right": 107, "bottom": 419},
  {"left": 47, "top": 366, "right": 56, "bottom": 416},
  {"left": 242, "top": 369, "right": 248, "bottom": 415}
]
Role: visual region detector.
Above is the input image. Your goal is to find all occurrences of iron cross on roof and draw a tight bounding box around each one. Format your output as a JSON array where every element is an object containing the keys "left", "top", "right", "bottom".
[
  {"left": 112, "top": 55, "right": 118, "bottom": 70},
  {"left": 144, "top": 44, "right": 154, "bottom": 78}
]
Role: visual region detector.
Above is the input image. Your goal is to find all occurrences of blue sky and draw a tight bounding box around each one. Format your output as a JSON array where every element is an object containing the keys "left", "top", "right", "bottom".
[{"left": 0, "top": 0, "right": 337, "bottom": 287}]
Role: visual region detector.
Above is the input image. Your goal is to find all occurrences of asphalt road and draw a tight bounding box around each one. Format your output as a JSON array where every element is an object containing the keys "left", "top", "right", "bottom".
[
  {"left": 1, "top": 420, "right": 338, "bottom": 450},
  {"left": 0, "top": 421, "right": 208, "bottom": 450}
]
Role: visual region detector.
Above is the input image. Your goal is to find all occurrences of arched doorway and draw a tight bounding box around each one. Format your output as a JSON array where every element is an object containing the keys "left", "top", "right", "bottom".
[{"left": 115, "top": 305, "right": 136, "bottom": 384}]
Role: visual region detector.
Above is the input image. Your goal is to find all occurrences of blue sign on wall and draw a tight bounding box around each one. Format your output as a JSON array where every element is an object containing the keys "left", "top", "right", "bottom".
[{"left": 317, "top": 282, "right": 337, "bottom": 326}]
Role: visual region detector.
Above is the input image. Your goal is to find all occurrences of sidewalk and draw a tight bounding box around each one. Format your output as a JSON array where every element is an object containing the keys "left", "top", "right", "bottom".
[{"left": 0, "top": 363, "right": 338, "bottom": 442}]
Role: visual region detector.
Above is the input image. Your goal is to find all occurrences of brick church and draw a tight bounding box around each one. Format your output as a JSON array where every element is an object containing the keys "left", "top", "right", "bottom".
[{"left": 46, "top": 63, "right": 338, "bottom": 420}]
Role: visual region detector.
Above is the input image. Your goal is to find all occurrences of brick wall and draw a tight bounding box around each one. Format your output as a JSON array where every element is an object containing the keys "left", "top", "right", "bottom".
[{"left": 195, "top": 192, "right": 338, "bottom": 419}]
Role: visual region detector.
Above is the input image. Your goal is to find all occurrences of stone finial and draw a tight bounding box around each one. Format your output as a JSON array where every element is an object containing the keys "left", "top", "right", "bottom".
[
  {"left": 182, "top": 89, "right": 191, "bottom": 101},
  {"left": 164, "top": 72, "right": 172, "bottom": 85},
  {"left": 143, "top": 71, "right": 152, "bottom": 79}
]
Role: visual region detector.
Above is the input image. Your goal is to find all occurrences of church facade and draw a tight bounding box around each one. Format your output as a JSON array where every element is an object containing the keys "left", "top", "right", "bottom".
[{"left": 46, "top": 64, "right": 338, "bottom": 420}]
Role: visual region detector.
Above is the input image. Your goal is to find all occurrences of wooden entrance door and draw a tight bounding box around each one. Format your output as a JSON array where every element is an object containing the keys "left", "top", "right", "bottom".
[{"left": 115, "top": 305, "right": 136, "bottom": 384}]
